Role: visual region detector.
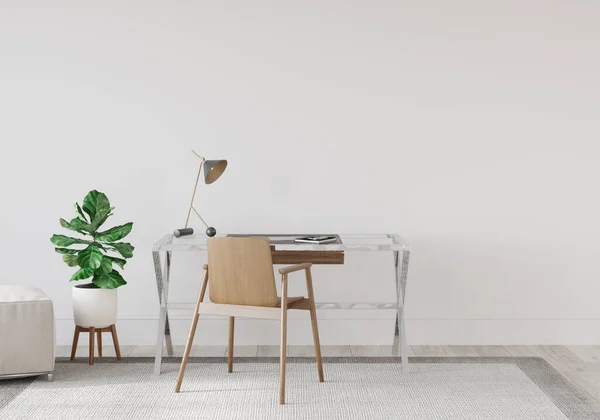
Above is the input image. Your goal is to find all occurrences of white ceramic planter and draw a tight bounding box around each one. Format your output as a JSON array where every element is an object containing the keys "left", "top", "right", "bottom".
[{"left": 72, "top": 286, "right": 117, "bottom": 328}]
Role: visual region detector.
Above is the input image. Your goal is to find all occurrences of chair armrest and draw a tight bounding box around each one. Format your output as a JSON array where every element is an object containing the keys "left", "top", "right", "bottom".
[
  {"left": 278, "top": 263, "right": 312, "bottom": 275},
  {"left": 202, "top": 264, "right": 208, "bottom": 270}
]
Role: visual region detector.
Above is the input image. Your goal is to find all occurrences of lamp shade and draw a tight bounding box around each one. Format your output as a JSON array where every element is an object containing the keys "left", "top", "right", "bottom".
[{"left": 203, "top": 159, "right": 228, "bottom": 184}]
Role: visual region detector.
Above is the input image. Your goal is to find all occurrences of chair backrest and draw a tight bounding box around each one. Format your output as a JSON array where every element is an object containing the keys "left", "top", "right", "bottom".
[{"left": 207, "top": 237, "right": 278, "bottom": 307}]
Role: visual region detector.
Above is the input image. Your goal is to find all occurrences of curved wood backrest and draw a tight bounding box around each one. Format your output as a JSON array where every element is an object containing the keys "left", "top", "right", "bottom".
[{"left": 208, "top": 237, "right": 278, "bottom": 307}]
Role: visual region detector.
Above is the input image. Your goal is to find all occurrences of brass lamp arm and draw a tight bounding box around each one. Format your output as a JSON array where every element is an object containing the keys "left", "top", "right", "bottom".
[
  {"left": 185, "top": 150, "right": 209, "bottom": 229},
  {"left": 191, "top": 150, "right": 205, "bottom": 161},
  {"left": 191, "top": 206, "right": 209, "bottom": 229}
]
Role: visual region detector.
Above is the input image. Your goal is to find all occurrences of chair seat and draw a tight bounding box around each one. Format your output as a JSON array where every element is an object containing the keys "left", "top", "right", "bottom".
[
  {"left": 198, "top": 297, "right": 309, "bottom": 320},
  {"left": 277, "top": 296, "right": 304, "bottom": 307}
]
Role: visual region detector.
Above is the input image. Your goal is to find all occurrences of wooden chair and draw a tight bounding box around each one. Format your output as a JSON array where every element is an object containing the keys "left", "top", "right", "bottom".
[{"left": 175, "top": 237, "right": 324, "bottom": 404}]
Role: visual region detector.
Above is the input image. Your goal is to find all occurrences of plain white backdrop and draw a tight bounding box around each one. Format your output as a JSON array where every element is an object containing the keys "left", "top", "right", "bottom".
[{"left": 1, "top": 1, "right": 599, "bottom": 345}]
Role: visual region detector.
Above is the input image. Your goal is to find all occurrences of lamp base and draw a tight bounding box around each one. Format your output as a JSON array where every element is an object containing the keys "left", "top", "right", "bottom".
[{"left": 206, "top": 227, "right": 217, "bottom": 237}]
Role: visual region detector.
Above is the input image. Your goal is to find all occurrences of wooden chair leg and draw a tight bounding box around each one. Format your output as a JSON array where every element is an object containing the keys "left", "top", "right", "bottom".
[
  {"left": 279, "top": 274, "right": 288, "bottom": 405},
  {"left": 110, "top": 325, "right": 122, "bottom": 360},
  {"left": 89, "top": 327, "right": 95, "bottom": 365},
  {"left": 228, "top": 317, "right": 235, "bottom": 373},
  {"left": 97, "top": 330, "right": 103, "bottom": 357},
  {"left": 70, "top": 326, "right": 81, "bottom": 360},
  {"left": 306, "top": 268, "right": 324, "bottom": 382},
  {"left": 175, "top": 269, "right": 209, "bottom": 393}
]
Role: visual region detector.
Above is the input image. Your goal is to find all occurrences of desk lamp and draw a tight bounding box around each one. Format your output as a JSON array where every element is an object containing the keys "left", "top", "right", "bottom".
[{"left": 181, "top": 150, "right": 227, "bottom": 237}]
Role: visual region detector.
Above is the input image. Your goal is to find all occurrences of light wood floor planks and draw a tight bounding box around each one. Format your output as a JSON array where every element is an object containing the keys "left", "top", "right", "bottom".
[
  {"left": 55, "top": 345, "right": 600, "bottom": 405},
  {"left": 411, "top": 345, "right": 447, "bottom": 357}
]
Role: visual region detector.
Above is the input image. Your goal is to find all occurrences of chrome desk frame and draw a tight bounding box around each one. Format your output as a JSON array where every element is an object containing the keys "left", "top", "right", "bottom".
[{"left": 152, "top": 234, "right": 410, "bottom": 375}]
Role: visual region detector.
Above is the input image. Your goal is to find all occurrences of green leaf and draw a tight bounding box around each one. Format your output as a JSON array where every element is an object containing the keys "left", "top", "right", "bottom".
[
  {"left": 92, "top": 270, "right": 127, "bottom": 289},
  {"left": 77, "top": 244, "right": 103, "bottom": 270},
  {"left": 75, "top": 203, "right": 88, "bottom": 222},
  {"left": 89, "top": 207, "right": 114, "bottom": 231},
  {"left": 70, "top": 268, "right": 94, "bottom": 281},
  {"left": 51, "top": 234, "right": 91, "bottom": 247},
  {"left": 82, "top": 190, "right": 111, "bottom": 223},
  {"left": 109, "top": 242, "right": 134, "bottom": 259},
  {"left": 105, "top": 256, "right": 127, "bottom": 270},
  {"left": 96, "top": 222, "right": 133, "bottom": 243},
  {"left": 60, "top": 217, "right": 92, "bottom": 235},
  {"left": 96, "top": 257, "right": 113, "bottom": 274},
  {"left": 63, "top": 254, "right": 79, "bottom": 267},
  {"left": 55, "top": 247, "right": 79, "bottom": 255}
]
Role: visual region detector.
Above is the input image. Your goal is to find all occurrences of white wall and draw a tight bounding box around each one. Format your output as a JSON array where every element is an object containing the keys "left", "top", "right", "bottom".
[{"left": 1, "top": 1, "right": 599, "bottom": 345}]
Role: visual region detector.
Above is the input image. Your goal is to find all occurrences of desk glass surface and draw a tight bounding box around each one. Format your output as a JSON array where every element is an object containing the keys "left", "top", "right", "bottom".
[{"left": 153, "top": 233, "right": 410, "bottom": 252}]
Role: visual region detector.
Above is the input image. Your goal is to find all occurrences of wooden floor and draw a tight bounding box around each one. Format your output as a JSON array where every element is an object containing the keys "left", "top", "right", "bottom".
[{"left": 57, "top": 344, "right": 600, "bottom": 405}]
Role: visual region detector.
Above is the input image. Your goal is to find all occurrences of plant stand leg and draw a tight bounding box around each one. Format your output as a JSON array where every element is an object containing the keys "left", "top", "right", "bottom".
[
  {"left": 110, "top": 324, "right": 122, "bottom": 360},
  {"left": 89, "top": 327, "right": 95, "bottom": 365},
  {"left": 70, "top": 326, "right": 81, "bottom": 360},
  {"left": 97, "top": 330, "right": 102, "bottom": 357}
]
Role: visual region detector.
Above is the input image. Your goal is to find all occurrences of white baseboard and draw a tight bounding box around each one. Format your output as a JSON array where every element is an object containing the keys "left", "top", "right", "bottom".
[
  {"left": 54, "top": 312, "right": 600, "bottom": 346},
  {"left": 408, "top": 318, "right": 600, "bottom": 345}
]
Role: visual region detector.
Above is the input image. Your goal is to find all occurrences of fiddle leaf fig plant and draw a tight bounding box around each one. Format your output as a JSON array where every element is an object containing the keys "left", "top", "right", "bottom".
[{"left": 50, "top": 190, "right": 134, "bottom": 289}]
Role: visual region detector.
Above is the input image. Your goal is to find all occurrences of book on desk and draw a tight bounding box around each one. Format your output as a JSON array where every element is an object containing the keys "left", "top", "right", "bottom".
[{"left": 293, "top": 235, "right": 337, "bottom": 244}]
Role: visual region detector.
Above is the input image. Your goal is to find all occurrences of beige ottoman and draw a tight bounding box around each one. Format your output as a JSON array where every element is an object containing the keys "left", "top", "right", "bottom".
[{"left": 0, "top": 286, "right": 55, "bottom": 380}]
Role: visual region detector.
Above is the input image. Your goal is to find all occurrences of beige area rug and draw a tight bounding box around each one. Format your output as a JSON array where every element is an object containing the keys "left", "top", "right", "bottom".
[{"left": 1, "top": 357, "right": 599, "bottom": 420}]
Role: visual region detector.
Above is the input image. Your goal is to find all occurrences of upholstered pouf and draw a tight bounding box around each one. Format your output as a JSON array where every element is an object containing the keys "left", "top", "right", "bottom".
[{"left": 0, "top": 286, "right": 55, "bottom": 379}]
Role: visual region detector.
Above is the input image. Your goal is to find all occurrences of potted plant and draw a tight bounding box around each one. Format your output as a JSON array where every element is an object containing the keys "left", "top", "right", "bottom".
[{"left": 50, "top": 190, "right": 134, "bottom": 328}]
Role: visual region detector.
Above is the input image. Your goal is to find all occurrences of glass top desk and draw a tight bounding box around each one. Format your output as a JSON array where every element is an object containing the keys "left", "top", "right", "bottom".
[{"left": 152, "top": 234, "right": 411, "bottom": 375}]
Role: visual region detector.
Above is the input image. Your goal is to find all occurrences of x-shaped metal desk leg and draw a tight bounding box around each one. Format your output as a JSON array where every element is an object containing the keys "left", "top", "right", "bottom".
[
  {"left": 392, "top": 250, "right": 410, "bottom": 374},
  {"left": 154, "top": 250, "right": 174, "bottom": 375}
]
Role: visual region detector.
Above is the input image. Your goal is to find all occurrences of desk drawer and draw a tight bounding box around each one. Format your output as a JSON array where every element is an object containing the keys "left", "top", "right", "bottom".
[{"left": 270, "top": 247, "right": 345, "bottom": 265}]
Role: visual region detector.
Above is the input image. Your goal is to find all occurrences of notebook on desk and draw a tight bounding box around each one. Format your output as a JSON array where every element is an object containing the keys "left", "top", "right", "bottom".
[{"left": 293, "top": 235, "right": 337, "bottom": 244}]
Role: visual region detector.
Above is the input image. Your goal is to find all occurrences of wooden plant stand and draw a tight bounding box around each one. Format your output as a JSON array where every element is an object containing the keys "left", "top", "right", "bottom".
[{"left": 70, "top": 324, "right": 121, "bottom": 365}]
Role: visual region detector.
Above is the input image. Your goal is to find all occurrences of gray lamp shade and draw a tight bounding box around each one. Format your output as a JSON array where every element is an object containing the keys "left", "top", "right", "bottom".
[{"left": 204, "top": 159, "right": 228, "bottom": 184}]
